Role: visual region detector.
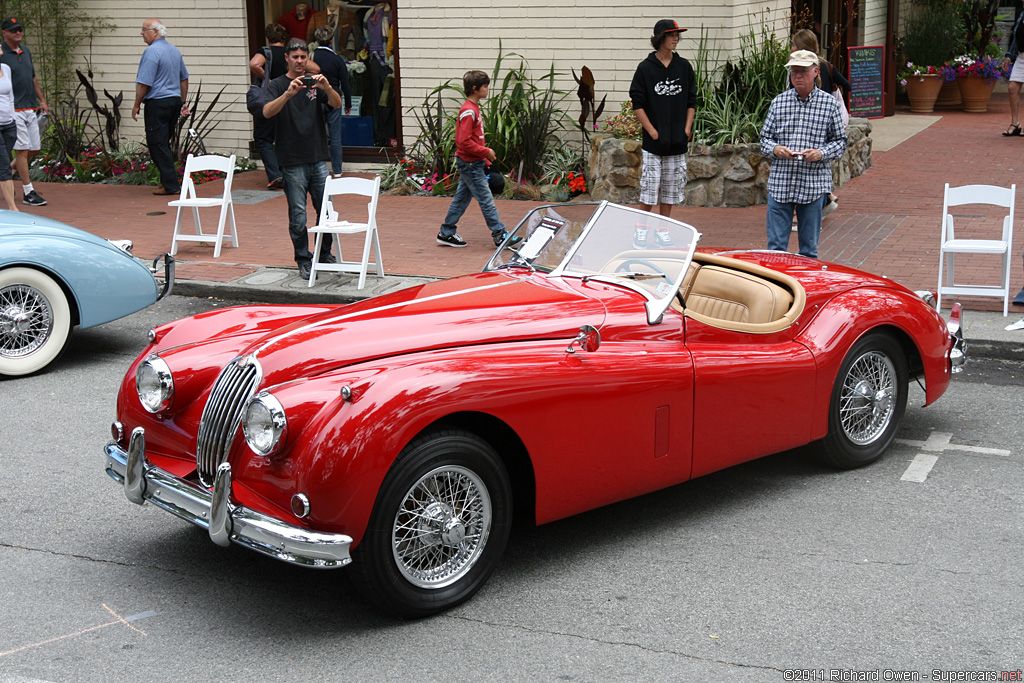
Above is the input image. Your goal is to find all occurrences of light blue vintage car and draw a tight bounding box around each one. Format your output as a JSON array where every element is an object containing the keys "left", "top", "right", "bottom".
[{"left": 0, "top": 211, "right": 173, "bottom": 377}]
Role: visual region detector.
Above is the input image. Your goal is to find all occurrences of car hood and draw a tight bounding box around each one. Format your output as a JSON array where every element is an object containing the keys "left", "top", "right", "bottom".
[
  {"left": 235, "top": 272, "right": 608, "bottom": 385},
  {"left": 0, "top": 210, "right": 127, "bottom": 252}
]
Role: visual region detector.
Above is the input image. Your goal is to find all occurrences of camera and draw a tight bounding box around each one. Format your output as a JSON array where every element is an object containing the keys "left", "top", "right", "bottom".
[{"left": 301, "top": 76, "right": 315, "bottom": 87}]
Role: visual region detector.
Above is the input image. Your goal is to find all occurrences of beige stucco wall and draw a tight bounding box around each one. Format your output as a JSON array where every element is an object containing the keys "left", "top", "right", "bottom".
[{"left": 71, "top": 0, "right": 253, "bottom": 158}]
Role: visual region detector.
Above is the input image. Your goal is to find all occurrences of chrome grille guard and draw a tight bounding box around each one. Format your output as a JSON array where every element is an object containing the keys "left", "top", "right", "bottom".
[{"left": 196, "top": 355, "right": 260, "bottom": 486}]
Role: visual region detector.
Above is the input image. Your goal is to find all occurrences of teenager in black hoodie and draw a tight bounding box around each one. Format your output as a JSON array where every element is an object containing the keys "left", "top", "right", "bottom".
[{"left": 628, "top": 19, "right": 697, "bottom": 245}]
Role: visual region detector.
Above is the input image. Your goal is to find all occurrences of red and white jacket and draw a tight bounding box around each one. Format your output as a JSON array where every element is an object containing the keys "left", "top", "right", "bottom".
[{"left": 455, "top": 99, "right": 490, "bottom": 163}]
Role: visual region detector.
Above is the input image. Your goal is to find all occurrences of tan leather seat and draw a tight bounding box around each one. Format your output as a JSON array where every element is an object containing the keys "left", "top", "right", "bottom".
[{"left": 686, "top": 265, "right": 794, "bottom": 324}]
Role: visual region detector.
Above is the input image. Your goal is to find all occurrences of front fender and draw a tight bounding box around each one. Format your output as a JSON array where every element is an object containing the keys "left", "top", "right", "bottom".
[
  {"left": 798, "top": 287, "right": 953, "bottom": 440},
  {"left": 234, "top": 339, "right": 694, "bottom": 546}
]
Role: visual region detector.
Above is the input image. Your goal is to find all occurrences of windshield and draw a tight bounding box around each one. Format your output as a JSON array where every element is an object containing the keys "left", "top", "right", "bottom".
[{"left": 484, "top": 201, "right": 701, "bottom": 324}]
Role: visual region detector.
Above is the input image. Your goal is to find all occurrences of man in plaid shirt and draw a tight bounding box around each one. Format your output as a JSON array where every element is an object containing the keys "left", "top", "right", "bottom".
[{"left": 760, "top": 49, "right": 847, "bottom": 258}]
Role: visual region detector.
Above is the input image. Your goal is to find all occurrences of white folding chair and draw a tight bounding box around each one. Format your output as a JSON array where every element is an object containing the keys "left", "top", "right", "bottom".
[
  {"left": 168, "top": 153, "right": 239, "bottom": 258},
  {"left": 308, "top": 175, "right": 384, "bottom": 289},
  {"left": 937, "top": 183, "right": 1015, "bottom": 316}
]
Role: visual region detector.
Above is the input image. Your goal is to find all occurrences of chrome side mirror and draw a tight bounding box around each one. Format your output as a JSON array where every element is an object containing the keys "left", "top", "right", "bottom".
[{"left": 566, "top": 325, "right": 600, "bottom": 354}]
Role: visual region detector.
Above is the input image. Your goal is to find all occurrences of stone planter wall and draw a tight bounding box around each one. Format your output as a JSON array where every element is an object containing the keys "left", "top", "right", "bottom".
[{"left": 588, "top": 117, "right": 873, "bottom": 207}]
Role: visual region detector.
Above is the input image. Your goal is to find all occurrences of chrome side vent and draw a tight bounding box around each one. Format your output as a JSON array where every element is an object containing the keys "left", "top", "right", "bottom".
[{"left": 196, "top": 355, "right": 261, "bottom": 486}]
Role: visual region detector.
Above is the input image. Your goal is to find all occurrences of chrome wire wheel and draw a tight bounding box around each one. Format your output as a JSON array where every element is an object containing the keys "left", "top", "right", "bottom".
[
  {"left": 0, "top": 283, "right": 54, "bottom": 358},
  {"left": 816, "top": 333, "right": 908, "bottom": 470},
  {"left": 838, "top": 350, "right": 897, "bottom": 445},
  {"left": 391, "top": 464, "right": 492, "bottom": 589},
  {"left": 0, "top": 268, "right": 72, "bottom": 377}
]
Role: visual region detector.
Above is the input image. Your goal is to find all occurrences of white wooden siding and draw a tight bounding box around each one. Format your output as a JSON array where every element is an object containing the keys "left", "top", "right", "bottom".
[{"left": 70, "top": 0, "right": 252, "bottom": 158}]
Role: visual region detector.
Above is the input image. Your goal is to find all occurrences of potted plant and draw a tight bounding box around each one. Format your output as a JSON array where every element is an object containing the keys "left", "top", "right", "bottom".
[
  {"left": 942, "top": 54, "right": 1008, "bottom": 112},
  {"left": 898, "top": 0, "right": 964, "bottom": 107},
  {"left": 899, "top": 62, "right": 944, "bottom": 112}
]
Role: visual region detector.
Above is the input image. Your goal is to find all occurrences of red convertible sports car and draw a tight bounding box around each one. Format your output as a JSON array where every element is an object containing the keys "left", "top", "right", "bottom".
[{"left": 104, "top": 202, "right": 966, "bottom": 616}]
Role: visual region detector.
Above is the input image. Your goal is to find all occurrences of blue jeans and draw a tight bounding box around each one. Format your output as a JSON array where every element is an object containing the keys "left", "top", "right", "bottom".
[
  {"left": 252, "top": 114, "right": 280, "bottom": 183},
  {"left": 281, "top": 161, "right": 332, "bottom": 264},
  {"left": 440, "top": 158, "right": 505, "bottom": 237},
  {"left": 325, "top": 106, "right": 344, "bottom": 175},
  {"left": 766, "top": 192, "right": 826, "bottom": 258}
]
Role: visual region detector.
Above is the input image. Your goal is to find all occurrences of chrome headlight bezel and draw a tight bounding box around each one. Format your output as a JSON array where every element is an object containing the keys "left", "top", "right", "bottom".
[
  {"left": 242, "top": 391, "right": 288, "bottom": 456},
  {"left": 136, "top": 355, "right": 174, "bottom": 413}
]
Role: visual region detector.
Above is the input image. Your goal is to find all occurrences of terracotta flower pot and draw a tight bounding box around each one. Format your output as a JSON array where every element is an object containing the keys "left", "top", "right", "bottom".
[
  {"left": 935, "top": 79, "right": 962, "bottom": 108},
  {"left": 957, "top": 75, "right": 996, "bottom": 112},
  {"left": 905, "top": 74, "right": 944, "bottom": 113}
]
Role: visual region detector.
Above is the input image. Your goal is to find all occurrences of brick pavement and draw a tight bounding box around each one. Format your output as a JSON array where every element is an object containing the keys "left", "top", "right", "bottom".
[{"left": 13, "top": 92, "right": 1024, "bottom": 312}]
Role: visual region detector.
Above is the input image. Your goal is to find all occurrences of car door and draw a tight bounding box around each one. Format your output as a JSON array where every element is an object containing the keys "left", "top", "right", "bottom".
[{"left": 684, "top": 318, "right": 817, "bottom": 478}]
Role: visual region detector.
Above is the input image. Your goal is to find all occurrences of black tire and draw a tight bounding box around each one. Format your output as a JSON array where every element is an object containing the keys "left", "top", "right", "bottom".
[
  {"left": 814, "top": 332, "right": 908, "bottom": 469},
  {"left": 352, "top": 428, "right": 512, "bottom": 617},
  {"left": 0, "top": 267, "right": 72, "bottom": 377}
]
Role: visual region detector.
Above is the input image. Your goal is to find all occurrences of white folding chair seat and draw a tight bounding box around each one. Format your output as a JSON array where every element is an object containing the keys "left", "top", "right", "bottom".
[
  {"left": 308, "top": 175, "right": 384, "bottom": 289},
  {"left": 168, "top": 153, "right": 239, "bottom": 258},
  {"left": 937, "top": 183, "right": 1015, "bottom": 316}
]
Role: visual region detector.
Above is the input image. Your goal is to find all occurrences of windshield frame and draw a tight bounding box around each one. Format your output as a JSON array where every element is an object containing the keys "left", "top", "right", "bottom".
[{"left": 485, "top": 201, "right": 702, "bottom": 325}]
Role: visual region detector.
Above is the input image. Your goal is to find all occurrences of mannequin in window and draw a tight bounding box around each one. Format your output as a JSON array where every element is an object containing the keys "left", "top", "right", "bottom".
[
  {"left": 277, "top": 3, "right": 312, "bottom": 42},
  {"left": 306, "top": 0, "right": 341, "bottom": 44},
  {"left": 364, "top": 3, "right": 389, "bottom": 60}
]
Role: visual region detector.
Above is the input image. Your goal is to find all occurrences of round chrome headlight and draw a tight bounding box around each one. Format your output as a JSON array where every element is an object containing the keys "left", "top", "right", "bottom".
[
  {"left": 136, "top": 355, "right": 173, "bottom": 413},
  {"left": 242, "top": 392, "right": 287, "bottom": 456}
]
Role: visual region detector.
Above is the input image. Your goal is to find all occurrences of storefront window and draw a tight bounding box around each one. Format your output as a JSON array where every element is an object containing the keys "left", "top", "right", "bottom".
[{"left": 256, "top": 0, "right": 399, "bottom": 152}]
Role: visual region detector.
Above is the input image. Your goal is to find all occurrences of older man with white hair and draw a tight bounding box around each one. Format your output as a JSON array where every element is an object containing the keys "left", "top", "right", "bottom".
[
  {"left": 760, "top": 49, "right": 847, "bottom": 258},
  {"left": 131, "top": 18, "right": 190, "bottom": 196}
]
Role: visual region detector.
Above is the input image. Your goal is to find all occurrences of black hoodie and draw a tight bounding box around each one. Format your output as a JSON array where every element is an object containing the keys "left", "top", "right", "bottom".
[{"left": 629, "top": 51, "right": 698, "bottom": 156}]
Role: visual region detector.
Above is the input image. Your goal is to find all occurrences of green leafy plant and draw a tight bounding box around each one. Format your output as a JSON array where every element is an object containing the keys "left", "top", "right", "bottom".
[
  {"left": 406, "top": 41, "right": 572, "bottom": 182},
  {"left": 899, "top": 0, "right": 964, "bottom": 69},
  {"left": 692, "top": 20, "right": 789, "bottom": 145},
  {"left": 172, "top": 83, "right": 231, "bottom": 163},
  {"left": 541, "top": 144, "right": 586, "bottom": 185},
  {"left": 0, "top": 0, "right": 113, "bottom": 102}
]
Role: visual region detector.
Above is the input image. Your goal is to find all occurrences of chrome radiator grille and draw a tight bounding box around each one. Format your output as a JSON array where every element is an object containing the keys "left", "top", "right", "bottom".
[{"left": 196, "top": 355, "right": 261, "bottom": 486}]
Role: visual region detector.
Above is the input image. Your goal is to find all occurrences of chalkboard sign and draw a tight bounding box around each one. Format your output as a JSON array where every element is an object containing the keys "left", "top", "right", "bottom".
[{"left": 847, "top": 45, "right": 885, "bottom": 119}]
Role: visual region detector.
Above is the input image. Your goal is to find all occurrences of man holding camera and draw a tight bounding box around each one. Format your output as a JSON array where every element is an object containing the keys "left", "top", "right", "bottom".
[{"left": 263, "top": 39, "right": 343, "bottom": 280}]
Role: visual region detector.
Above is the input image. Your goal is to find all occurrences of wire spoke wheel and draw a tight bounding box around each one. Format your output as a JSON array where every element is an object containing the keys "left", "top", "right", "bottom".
[
  {"left": 0, "top": 268, "right": 72, "bottom": 377},
  {"left": 816, "top": 333, "right": 908, "bottom": 469},
  {"left": 838, "top": 351, "right": 896, "bottom": 445},
  {"left": 392, "top": 465, "right": 491, "bottom": 589},
  {"left": 0, "top": 283, "right": 55, "bottom": 358},
  {"left": 353, "top": 429, "right": 512, "bottom": 617}
]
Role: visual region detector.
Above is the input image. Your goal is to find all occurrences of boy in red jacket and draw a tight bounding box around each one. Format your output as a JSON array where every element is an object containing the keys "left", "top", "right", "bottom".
[{"left": 436, "top": 70, "right": 515, "bottom": 248}]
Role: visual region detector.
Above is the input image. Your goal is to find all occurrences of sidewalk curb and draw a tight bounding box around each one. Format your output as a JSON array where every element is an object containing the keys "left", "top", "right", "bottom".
[{"left": 966, "top": 338, "right": 1024, "bottom": 362}]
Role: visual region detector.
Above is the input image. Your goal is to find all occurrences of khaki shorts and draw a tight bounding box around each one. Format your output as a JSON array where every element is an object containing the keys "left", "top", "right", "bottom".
[
  {"left": 640, "top": 150, "right": 687, "bottom": 206},
  {"left": 13, "top": 109, "right": 40, "bottom": 151}
]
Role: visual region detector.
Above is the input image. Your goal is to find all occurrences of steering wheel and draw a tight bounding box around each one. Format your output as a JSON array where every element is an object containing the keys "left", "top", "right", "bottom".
[{"left": 613, "top": 259, "right": 672, "bottom": 283}]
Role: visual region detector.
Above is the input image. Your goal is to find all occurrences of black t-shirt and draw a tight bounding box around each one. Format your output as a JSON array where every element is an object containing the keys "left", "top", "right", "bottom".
[
  {"left": 312, "top": 46, "right": 351, "bottom": 109},
  {"left": 266, "top": 74, "right": 330, "bottom": 167},
  {"left": 267, "top": 45, "right": 287, "bottom": 79}
]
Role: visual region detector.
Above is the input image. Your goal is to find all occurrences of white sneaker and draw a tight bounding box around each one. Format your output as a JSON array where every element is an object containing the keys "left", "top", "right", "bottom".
[
  {"left": 1004, "top": 317, "right": 1024, "bottom": 331},
  {"left": 822, "top": 199, "right": 839, "bottom": 217},
  {"left": 654, "top": 226, "right": 674, "bottom": 248},
  {"left": 632, "top": 223, "right": 649, "bottom": 249}
]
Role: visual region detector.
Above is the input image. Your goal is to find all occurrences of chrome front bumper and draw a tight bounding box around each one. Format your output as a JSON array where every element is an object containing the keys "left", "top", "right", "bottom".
[{"left": 104, "top": 427, "right": 352, "bottom": 569}]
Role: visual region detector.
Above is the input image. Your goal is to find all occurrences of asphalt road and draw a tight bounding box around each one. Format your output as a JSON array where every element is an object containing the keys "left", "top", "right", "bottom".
[{"left": 1, "top": 295, "right": 1021, "bottom": 682}]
